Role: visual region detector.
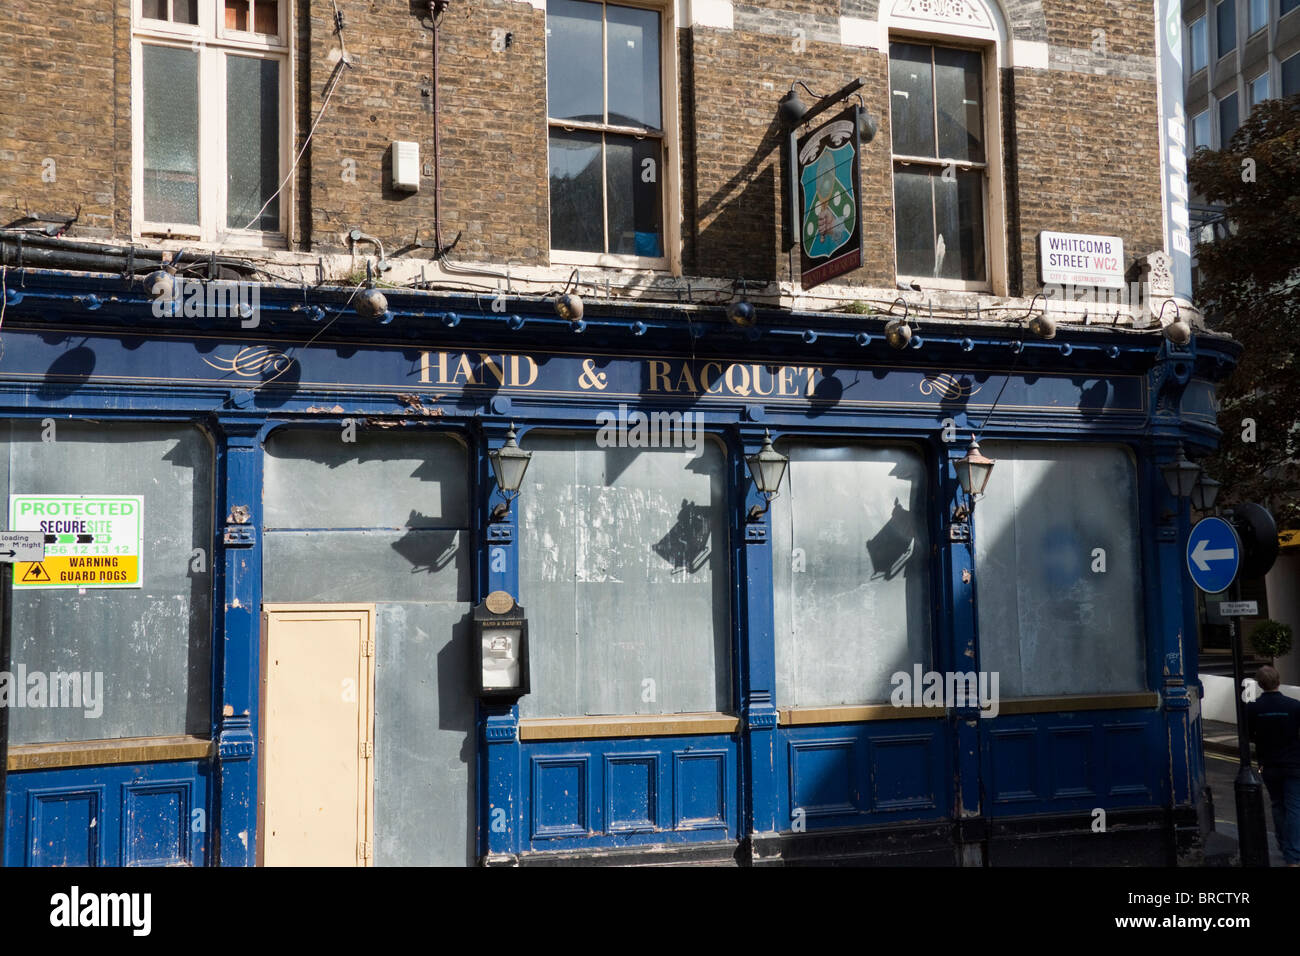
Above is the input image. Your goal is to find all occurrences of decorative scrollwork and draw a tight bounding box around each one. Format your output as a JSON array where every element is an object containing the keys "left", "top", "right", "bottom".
[
  {"left": 918, "top": 372, "right": 983, "bottom": 400},
  {"left": 892, "top": 0, "right": 992, "bottom": 29},
  {"left": 202, "top": 346, "right": 294, "bottom": 378}
]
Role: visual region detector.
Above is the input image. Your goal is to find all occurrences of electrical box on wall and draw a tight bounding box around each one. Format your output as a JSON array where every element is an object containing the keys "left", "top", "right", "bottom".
[{"left": 392, "top": 141, "right": 420, "bottom": 192}]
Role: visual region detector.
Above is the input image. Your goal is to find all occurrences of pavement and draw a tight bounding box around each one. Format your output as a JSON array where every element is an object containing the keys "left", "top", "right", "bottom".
[{"left": 1202, "top": 719, "right": 1289, "bottom": 866}]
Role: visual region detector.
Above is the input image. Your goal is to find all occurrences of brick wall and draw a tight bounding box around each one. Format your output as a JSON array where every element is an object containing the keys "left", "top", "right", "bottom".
[
  {"left": 304, "top": 0, "right": 549, "bottom": 262},
  {"left": 0, "top": 0, "right": 1170, "bottom": 305},
  {"left": 686, "top": 26, "right": 894, "bottom": 287},
  {"left": 0, "top": 0, "right": 126, "bottom": 238}
]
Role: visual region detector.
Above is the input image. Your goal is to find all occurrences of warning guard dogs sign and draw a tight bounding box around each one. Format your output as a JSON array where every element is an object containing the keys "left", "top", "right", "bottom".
[{"left": 8, "top": 495, "right": 143, "bottom": 589}]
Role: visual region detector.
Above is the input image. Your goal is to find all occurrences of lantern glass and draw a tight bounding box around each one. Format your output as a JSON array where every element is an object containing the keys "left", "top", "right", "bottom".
[
  {"left": 1191, "top": 474, "right": 1221, "bottom": 511},
  {"left": 489, "top": 428, "right": 532, "bottom": 493},
  {"left": 956, "top": 439, "right": 996, "bottom": 497},
  {"left": 746, "top": 430, "right": 789, "bottom": 495},
  {"left": 1161, "top": 447, "right": 1201, "bottom": 499}
]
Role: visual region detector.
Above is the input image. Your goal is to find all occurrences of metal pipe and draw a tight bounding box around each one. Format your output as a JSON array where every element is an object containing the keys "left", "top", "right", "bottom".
[
  {"left": 0, "top": 232, "right": 255, "bottom": 277},
  {"left": 433, "top": 7, "right": 444, "bottom": 256}
]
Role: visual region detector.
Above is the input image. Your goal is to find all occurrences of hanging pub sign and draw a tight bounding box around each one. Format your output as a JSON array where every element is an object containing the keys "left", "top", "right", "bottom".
[{"left": 797, "top": 106, "right": 863, "bottom": 290}]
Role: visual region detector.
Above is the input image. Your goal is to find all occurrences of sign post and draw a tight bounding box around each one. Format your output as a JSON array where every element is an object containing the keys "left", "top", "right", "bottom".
[{"left": 1188, "top": 510, "right": 1272, "bottom": 866}]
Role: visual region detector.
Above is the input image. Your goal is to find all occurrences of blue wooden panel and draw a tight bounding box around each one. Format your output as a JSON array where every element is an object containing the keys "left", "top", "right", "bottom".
[
  {"left": 988, "top": 729, "right": 1040, "bottom": 804},
  {"left": 604, "top": 754, "right": 657, "bottom": 833},
  {"left": 868, "top": 734, "right": 938, "bottom": 811},
  {"left": 518, "top": 735, "right": 738, "bottom": 854},
  {"left": 530, "top": 757, "right": 589, "bottom": 840},
  {"left": 27, "top": 787, "right": 103, "bottom": 867},
  {"left": 1047, "top": 727, "right": 1095, "bottom": 800},
  {"left": 789, "top": 739, "right": 858, "bottom": 817},
  {"left": 5, "top": 761, "right": 209, "bottom": 867},
  {"left": 982, "top": 711, "right": 1163, "bottom": 817},
  {"left": 1104, "top": 723, "right": 1154, "bottom": 798},
  {"left": 122, "top": 782, "right": 191, "bottom": 866},
  {"left": 774, "top": 720, "right": 951, "bottom": 832},
  {"left": 673, "top": 751, "right": 728, "bottom": 830}
]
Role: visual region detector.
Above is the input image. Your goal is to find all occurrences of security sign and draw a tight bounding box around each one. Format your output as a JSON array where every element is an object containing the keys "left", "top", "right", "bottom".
[{"left": 8, "top": 495, "right": 143, "bottom": 589}]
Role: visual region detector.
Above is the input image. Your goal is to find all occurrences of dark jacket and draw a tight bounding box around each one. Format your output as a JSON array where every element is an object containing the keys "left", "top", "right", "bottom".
[{"left": 1246, "top": 690, "right": 1300, "bottom": 771}]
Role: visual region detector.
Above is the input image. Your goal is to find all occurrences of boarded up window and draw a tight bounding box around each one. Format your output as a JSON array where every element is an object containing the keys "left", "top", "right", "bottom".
[
  {"left": 0, "top": 421, "right": 213, "bottom": 743},
  {"left": 771, "top": 443, "right": 933, "bottom": 706},
  {"left": 517, "top": 433, "right": 731, "bottom": 717},
  {"left": 973, "top": 443, "right": 1145, "bottom": 697},
  {"left": 263, "top": 428, "right": 474, "bottom": 866}
]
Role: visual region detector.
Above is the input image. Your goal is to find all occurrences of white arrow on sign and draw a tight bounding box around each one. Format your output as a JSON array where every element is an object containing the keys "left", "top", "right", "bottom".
[{"left": 1191, "top": 538, "right": 1235, "bottom": 572}]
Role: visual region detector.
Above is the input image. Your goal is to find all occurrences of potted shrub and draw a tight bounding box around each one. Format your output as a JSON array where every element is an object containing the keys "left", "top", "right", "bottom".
[{"left": 1249, "top": 619, "right": 1294, "bottom": 663}]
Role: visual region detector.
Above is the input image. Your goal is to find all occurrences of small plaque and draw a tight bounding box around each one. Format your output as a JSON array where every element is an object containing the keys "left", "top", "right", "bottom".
[
  {"left": 1218, "top": 601, "right": 1258, "bottom": 617},
  {"left": 485, "top": 590, "right": 515, "bottom": 615}
]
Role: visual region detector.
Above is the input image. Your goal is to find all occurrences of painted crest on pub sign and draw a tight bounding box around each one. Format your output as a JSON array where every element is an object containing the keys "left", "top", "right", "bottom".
[{"left": 797, "top": 107, "right": 864, "bottom": 290}]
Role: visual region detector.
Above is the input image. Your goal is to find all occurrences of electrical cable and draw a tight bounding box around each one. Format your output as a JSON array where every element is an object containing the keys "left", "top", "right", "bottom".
[
  {"left": 975, "top": 293, "right": 1044, "bottom": 437},
  {"left": 239, "top": 57, "right": 349, "bottom": 232},
  {"left": 252, "top": 279, "right": 366, "bottom": 390}
]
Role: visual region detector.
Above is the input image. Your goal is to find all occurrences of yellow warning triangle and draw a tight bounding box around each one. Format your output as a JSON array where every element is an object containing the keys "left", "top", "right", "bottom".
[{"left": 21, "top": 562, "right": 51, "bottom": 582}]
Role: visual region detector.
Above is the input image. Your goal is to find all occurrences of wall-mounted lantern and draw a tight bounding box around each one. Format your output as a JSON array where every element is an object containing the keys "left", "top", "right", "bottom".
[
  {"left": 1191, "top": 473, "right": 1222, "bottom": 512},
  {"left": 488, "top": 425, "right": 532, "bottom": 521},
  {"left": 952, "top": 437, "right": 996, "bottom": 522},
  {"left": 745, "top": 429, "right": 789, "bottom": 521},
  {"left": 474, "top": 590, "right": 529, "bottom": 700},
  {"left": 1161, "top": 443, "right": 1202, "bottom": 499}
]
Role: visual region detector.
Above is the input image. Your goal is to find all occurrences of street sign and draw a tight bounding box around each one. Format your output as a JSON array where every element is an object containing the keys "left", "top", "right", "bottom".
[
  {"left": 7, "top": 495, "right": 143, "bottom": 589},
  {"left": 1187, "top": 515, "right": 1241, "bottom": 594},
  {"left": 0, "top": 531, "right": 45, "bottom": 563},
  {"left": 1219, "top": 601, "right": 1259, "bottom": 617}
]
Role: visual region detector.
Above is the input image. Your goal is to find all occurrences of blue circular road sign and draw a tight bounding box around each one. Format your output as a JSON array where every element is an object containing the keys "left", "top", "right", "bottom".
[{"left": 1187, "top": 516, "right": 1241, "bottom": 594}]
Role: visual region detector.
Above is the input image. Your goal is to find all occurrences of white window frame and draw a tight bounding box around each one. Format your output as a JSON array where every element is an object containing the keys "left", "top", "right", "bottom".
[
  {"left": 543, "top": 0, "right": 682, "bottom": 275},
  {"left": 131, "top": 0, "right": 293, "bottom": 247},
  {"left": 887, "top": 34, "right": 1005, "bottom": 294}
]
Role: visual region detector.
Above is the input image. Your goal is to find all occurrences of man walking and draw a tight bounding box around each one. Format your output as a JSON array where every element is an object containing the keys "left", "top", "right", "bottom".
[{"left": 1246, "top": 665, "right": 1300, "bottom": 866}]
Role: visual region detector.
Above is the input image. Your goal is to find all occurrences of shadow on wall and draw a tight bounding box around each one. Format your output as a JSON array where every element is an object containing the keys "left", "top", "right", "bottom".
[{"left": 695, "top": 113, "right": 784, "bottom": 280}]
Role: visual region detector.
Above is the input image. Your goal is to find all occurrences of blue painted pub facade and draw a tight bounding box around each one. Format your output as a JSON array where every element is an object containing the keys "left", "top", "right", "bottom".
[{"left": 0, "top": 267, "right": 1234, "bottom": 866}]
